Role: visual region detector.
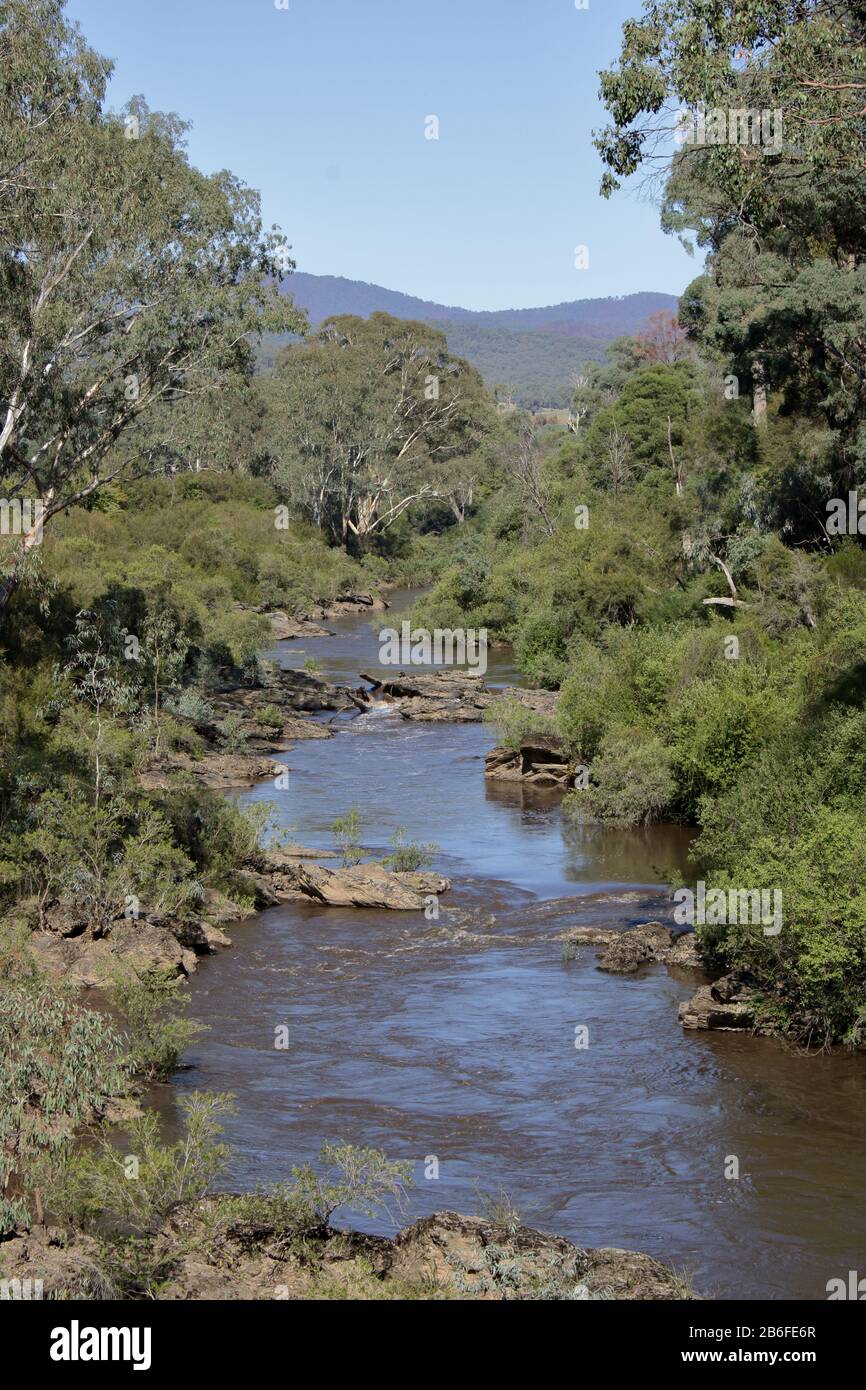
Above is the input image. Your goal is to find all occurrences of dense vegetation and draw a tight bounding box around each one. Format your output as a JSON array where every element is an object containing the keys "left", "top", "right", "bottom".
[
  {"left": 1, "top": 0, "right": 866, "bottom": 1275},
  {"left": 413, "top": 0, "right": 866, "bottom": 1044},
  {"left": 255, "top": 278, "right": 678, "bottom": 408}
]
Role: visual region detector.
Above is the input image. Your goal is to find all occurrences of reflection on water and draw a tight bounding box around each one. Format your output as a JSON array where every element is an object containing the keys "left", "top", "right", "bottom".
[{"left": 154, "top": 594, "right": 866, "bottom": 1301}]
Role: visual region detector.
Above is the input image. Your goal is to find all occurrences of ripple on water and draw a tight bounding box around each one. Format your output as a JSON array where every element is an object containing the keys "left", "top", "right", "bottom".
[{"left": 154, "top": 598, "right": 866, "bottom": 1300}]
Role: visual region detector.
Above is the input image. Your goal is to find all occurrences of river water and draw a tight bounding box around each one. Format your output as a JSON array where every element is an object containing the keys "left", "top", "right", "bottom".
[{"left": 156, "top": 594, "right": 866, "bottom": 1300}]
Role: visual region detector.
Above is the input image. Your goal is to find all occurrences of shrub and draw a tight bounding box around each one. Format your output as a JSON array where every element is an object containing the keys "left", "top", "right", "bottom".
[
  {"left": 40, "top": 1091, "right": 235, "bottom": 1237},
  {"left": 0, "top": 980, "right": 129, "bottom": 1233},
  {"left": 282, "top": 1142, "right": 413, "bottom": 1233},
  {"left": 256, "top": 703, "right": 284, "bottom": 731},
  {"left": 383, "top": 826, "right": 439, "bottom": 872},
  {"left": 331, "top": 807, "right": 364, "bottom": 866},
  {"left": 697, "top": 806, "right": 866, "bottom": 1045},
  {"left": 217, "top": 712, "right": 248, "bottom": 753},
  {"left": 566, "top": 730, "right": 675, "bottom": 826},
  {"left": 164, "top": 691, "right": 215, "bottom": 726},
  {"left": 105, "top": 964, "right": 207, "bottom": 1081},
  {"left": 483, "top": 695, "right": 558, "bottom": 751}
]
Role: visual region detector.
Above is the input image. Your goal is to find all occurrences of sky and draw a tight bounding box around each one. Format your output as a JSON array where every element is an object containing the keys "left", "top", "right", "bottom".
[{"left": 65, "top": 0, "right": 700, "bottom": 311}]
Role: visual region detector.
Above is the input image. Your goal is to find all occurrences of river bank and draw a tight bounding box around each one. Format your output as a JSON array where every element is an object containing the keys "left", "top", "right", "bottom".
[
  {"left": 15, "top": 591, "right": 866, "bottom": 1301},
  {"left": 138, "top": 593, "right": 866, "bottom": 1302},
  {"left": 0, "top": 1204, "right": 693, "bottom": 1302}
]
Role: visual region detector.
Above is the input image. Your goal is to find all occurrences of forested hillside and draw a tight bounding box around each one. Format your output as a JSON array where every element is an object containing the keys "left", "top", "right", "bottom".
[{"left": 256, "top": 274, "right": 677, "bottom": 405}]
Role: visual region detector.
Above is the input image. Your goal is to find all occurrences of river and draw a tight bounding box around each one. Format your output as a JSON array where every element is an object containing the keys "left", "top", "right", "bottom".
[{"left": 154, "top": 593, "right": 866, "bottom": 1300}]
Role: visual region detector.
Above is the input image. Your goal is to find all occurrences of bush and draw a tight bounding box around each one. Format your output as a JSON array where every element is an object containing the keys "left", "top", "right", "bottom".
[
  {"left": 280, "top": 1142, "right": 413, "bottom": 1234},
  {"left": 697, "top": 807, "right": 866, "bottom": 1045},
  {"left": 105, "top": 964, "right": 207, "bottom": 1081},
  {"left": 217, "top": 712, "right": 248, "bottom": 753},
  {"left": 567, "top": 729, "right": 675, "bottom": 826},
  {"left": 483, "top": 695, "right": 559, "bottom": 751},
  {"left": 331, "top": 807, "right": 363, "bottom": 866},
  {"left": 164, "top": 691, "right": 215, "bottom": 726},
  {"left": 12, "top": 791, "right": 199, "bottom": 933},
  {"left": 153, "top": 783, "right": 271, "bottom": 891},
  {"left": 383, "top": 826, "right": 439, "bottom": 872},
  {"left": 0, "top": 978, "right": 129, "bottom": 1233},
  {"left": 40, "top": 1091, "right": 235, "bottom": 1237},
  {"left": 256, "top": 703, "right": 284, "bottom": 731}
]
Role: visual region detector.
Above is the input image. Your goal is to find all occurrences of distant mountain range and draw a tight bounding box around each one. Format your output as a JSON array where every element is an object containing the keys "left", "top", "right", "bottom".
[{"left": 258, "top": 273, "right": 678, "bottom": 408}]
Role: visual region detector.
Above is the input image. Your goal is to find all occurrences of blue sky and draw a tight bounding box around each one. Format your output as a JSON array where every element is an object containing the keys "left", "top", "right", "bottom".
[{"left": 65, "top": 0, "right": 699, "bottom": 310}]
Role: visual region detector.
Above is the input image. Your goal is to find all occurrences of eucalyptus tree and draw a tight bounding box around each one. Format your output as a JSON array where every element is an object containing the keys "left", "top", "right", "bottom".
[
  {"left": 264, "top": 313, "right": 490, "bottom": 551},
  {"left": 0, "top": 0, "right": 304, "bottom": 610},
  {"left": 595, "top": 0, "right": 866, "bottom": 488},
  {"left": 0, "top": 978, "right": 127, "bottom": 1231}
]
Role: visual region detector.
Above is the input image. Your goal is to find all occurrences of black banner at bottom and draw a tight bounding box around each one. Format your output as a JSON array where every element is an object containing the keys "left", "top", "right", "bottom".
[{"left": 3, "top": 1297, "right": 861, "bottom": 1376}]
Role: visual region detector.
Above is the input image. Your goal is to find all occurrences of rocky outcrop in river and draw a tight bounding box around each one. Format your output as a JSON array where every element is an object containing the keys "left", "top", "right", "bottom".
[
  {"left": 678, "top": 974, "right": 760, "bottom": 1031},
  {"left": 359, "top": 669, "right": 497, "bottom": 721},
  {"left": 485, "top": 730, "right": 571, "bottom": 787},
  {"left": 563, "top": 921, "right": 702, "bottom": 974},
  {"left": 278, "top": 861, "right": 450, "bottom": 911},
  {"left": 25, "top": 843, "right": 449, "bottom": 985}
]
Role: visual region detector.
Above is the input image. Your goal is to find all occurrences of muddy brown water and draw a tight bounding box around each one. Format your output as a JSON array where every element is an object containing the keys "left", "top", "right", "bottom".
[{"left": 153, "top": 593, "right": 866, "bottom": 1300}]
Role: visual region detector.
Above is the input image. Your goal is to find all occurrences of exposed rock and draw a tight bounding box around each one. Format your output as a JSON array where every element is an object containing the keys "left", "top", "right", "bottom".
[
  {"left": 678, "top": 979, "right": 757, "bottom": 1031},
  {"left": 666, "top": 931, "right": 702, "bottom": 968},
  {"left": 485, "top": 731, "right": 570, "bottom": 787},
  {"left": 170, "top": 918, "right": 232, "bottom": 955},
  {"left": 0, "top": 1229, "right": 116, "bottom": 1300},
  {"left": 307, "top": 591, "right": 389, "bottom": 618},
  {"left": 710, "top": 971, "right": 752, "bottom": 1003},
  {"left": 359, "top": 669, "right": 496, "bottom": 722},
  {"left": 198, "top": 887, "right": 249, "bottom": 927},
  {"left": 558, "top": 926, "right": 619, "bottom": 947},
  {"left": 392, "top": 870, "right": 451, "bottom": 896},
  {"left": 357, "top": 672, "right": 562, "bottom": 727},
  {"left": 501, "top": 688, "right": 560, "bottom": 718},
  {"left": 28, "top": 918, "right": 196, "bottom": 988},
  {"left": 216, "top": 668, "right": 355, "bottom": 715},
  {"left": 267, "top": 610, "right": 333, "bottom": 640},
  {"left": 559, "top": 922, "right": 703, "bottom": 975},
  {"left": 202, "top": 923, "right": 232, "bottom": 951},
  {"left": 0, "top": 1204, "right": 693, "bottom": 1301},
  {"left": 140, "top": 754, "right": 286, "bottom": 793},
  {"left": 267, "top": 844, "right": 340, "bottom": 862},
  {"left": 596, "top": 922, "right": 676, "bottom": 974},
  {"left": 290, "top": 861, "right": 433, "bottom": 910},
  {"left": 23, "top": 890, "right": 245, "bottom": 988}
]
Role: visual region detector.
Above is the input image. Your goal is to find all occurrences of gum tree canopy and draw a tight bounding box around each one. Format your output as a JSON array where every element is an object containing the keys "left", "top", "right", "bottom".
[
  {"left": 595, "top": 0, "right": 866, "bottom": 483},
  {"left": 0, "top": 0, "right": 304, "bottom": 609},
  {"left": 264, "top": 313, "right": 490, "bottom": 551}
]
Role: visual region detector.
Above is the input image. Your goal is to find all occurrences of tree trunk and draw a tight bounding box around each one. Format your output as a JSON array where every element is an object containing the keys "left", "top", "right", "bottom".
[{"left": 752, "top": 362, "right": 768, "bottom": 425}]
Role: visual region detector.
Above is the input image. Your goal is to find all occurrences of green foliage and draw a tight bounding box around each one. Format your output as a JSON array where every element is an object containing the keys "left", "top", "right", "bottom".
[
  {"left": 9, "top": 789, "right": 200, "bottom": 932},
  {"left": 262, "top": 313, "right": 490, "bottom": 553},
  {"left": 40, "top": 1091, "right": 234, "bottom": 1237},
  {"left": 216, "top": 712, "right": 248, "bottom": 753},
  {"left": 331, "top": 806, "right": 364, "bottom": 866},
  {"left": 0, "top": 978, "right": 128, "bottom": 1233},
  {"left": 105, "top": 965, "right": 207, "bottom": 1082},
  {"left": 382, "top": 826, "right": 439, "bottom": 873},
  {"left": 474, "top": 1186, "right": 522, "bottom": 1237},
  {"left": 280, "top": 1142, "right": 413, "bottom": 1234},
  {"left": 567, "top": 730, "right": 675, "bottom": 826},
  {"left": 482, "top": 695, "right": 559, "bottom": 751},
  {"left": 256, "top": 703, "right": 284, "bottom": 731},
  {"left": 596, "top": 0, "right": 866, "bottom": 497},
  {"left": 0, "top": 0, "right": 303, "bottom": 600},
  {"left": 698, "top": 807, "right": 866, "bottom": 1047},
  {"left": 152, "top": 784, "right": 273, "bottom": 893}
]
